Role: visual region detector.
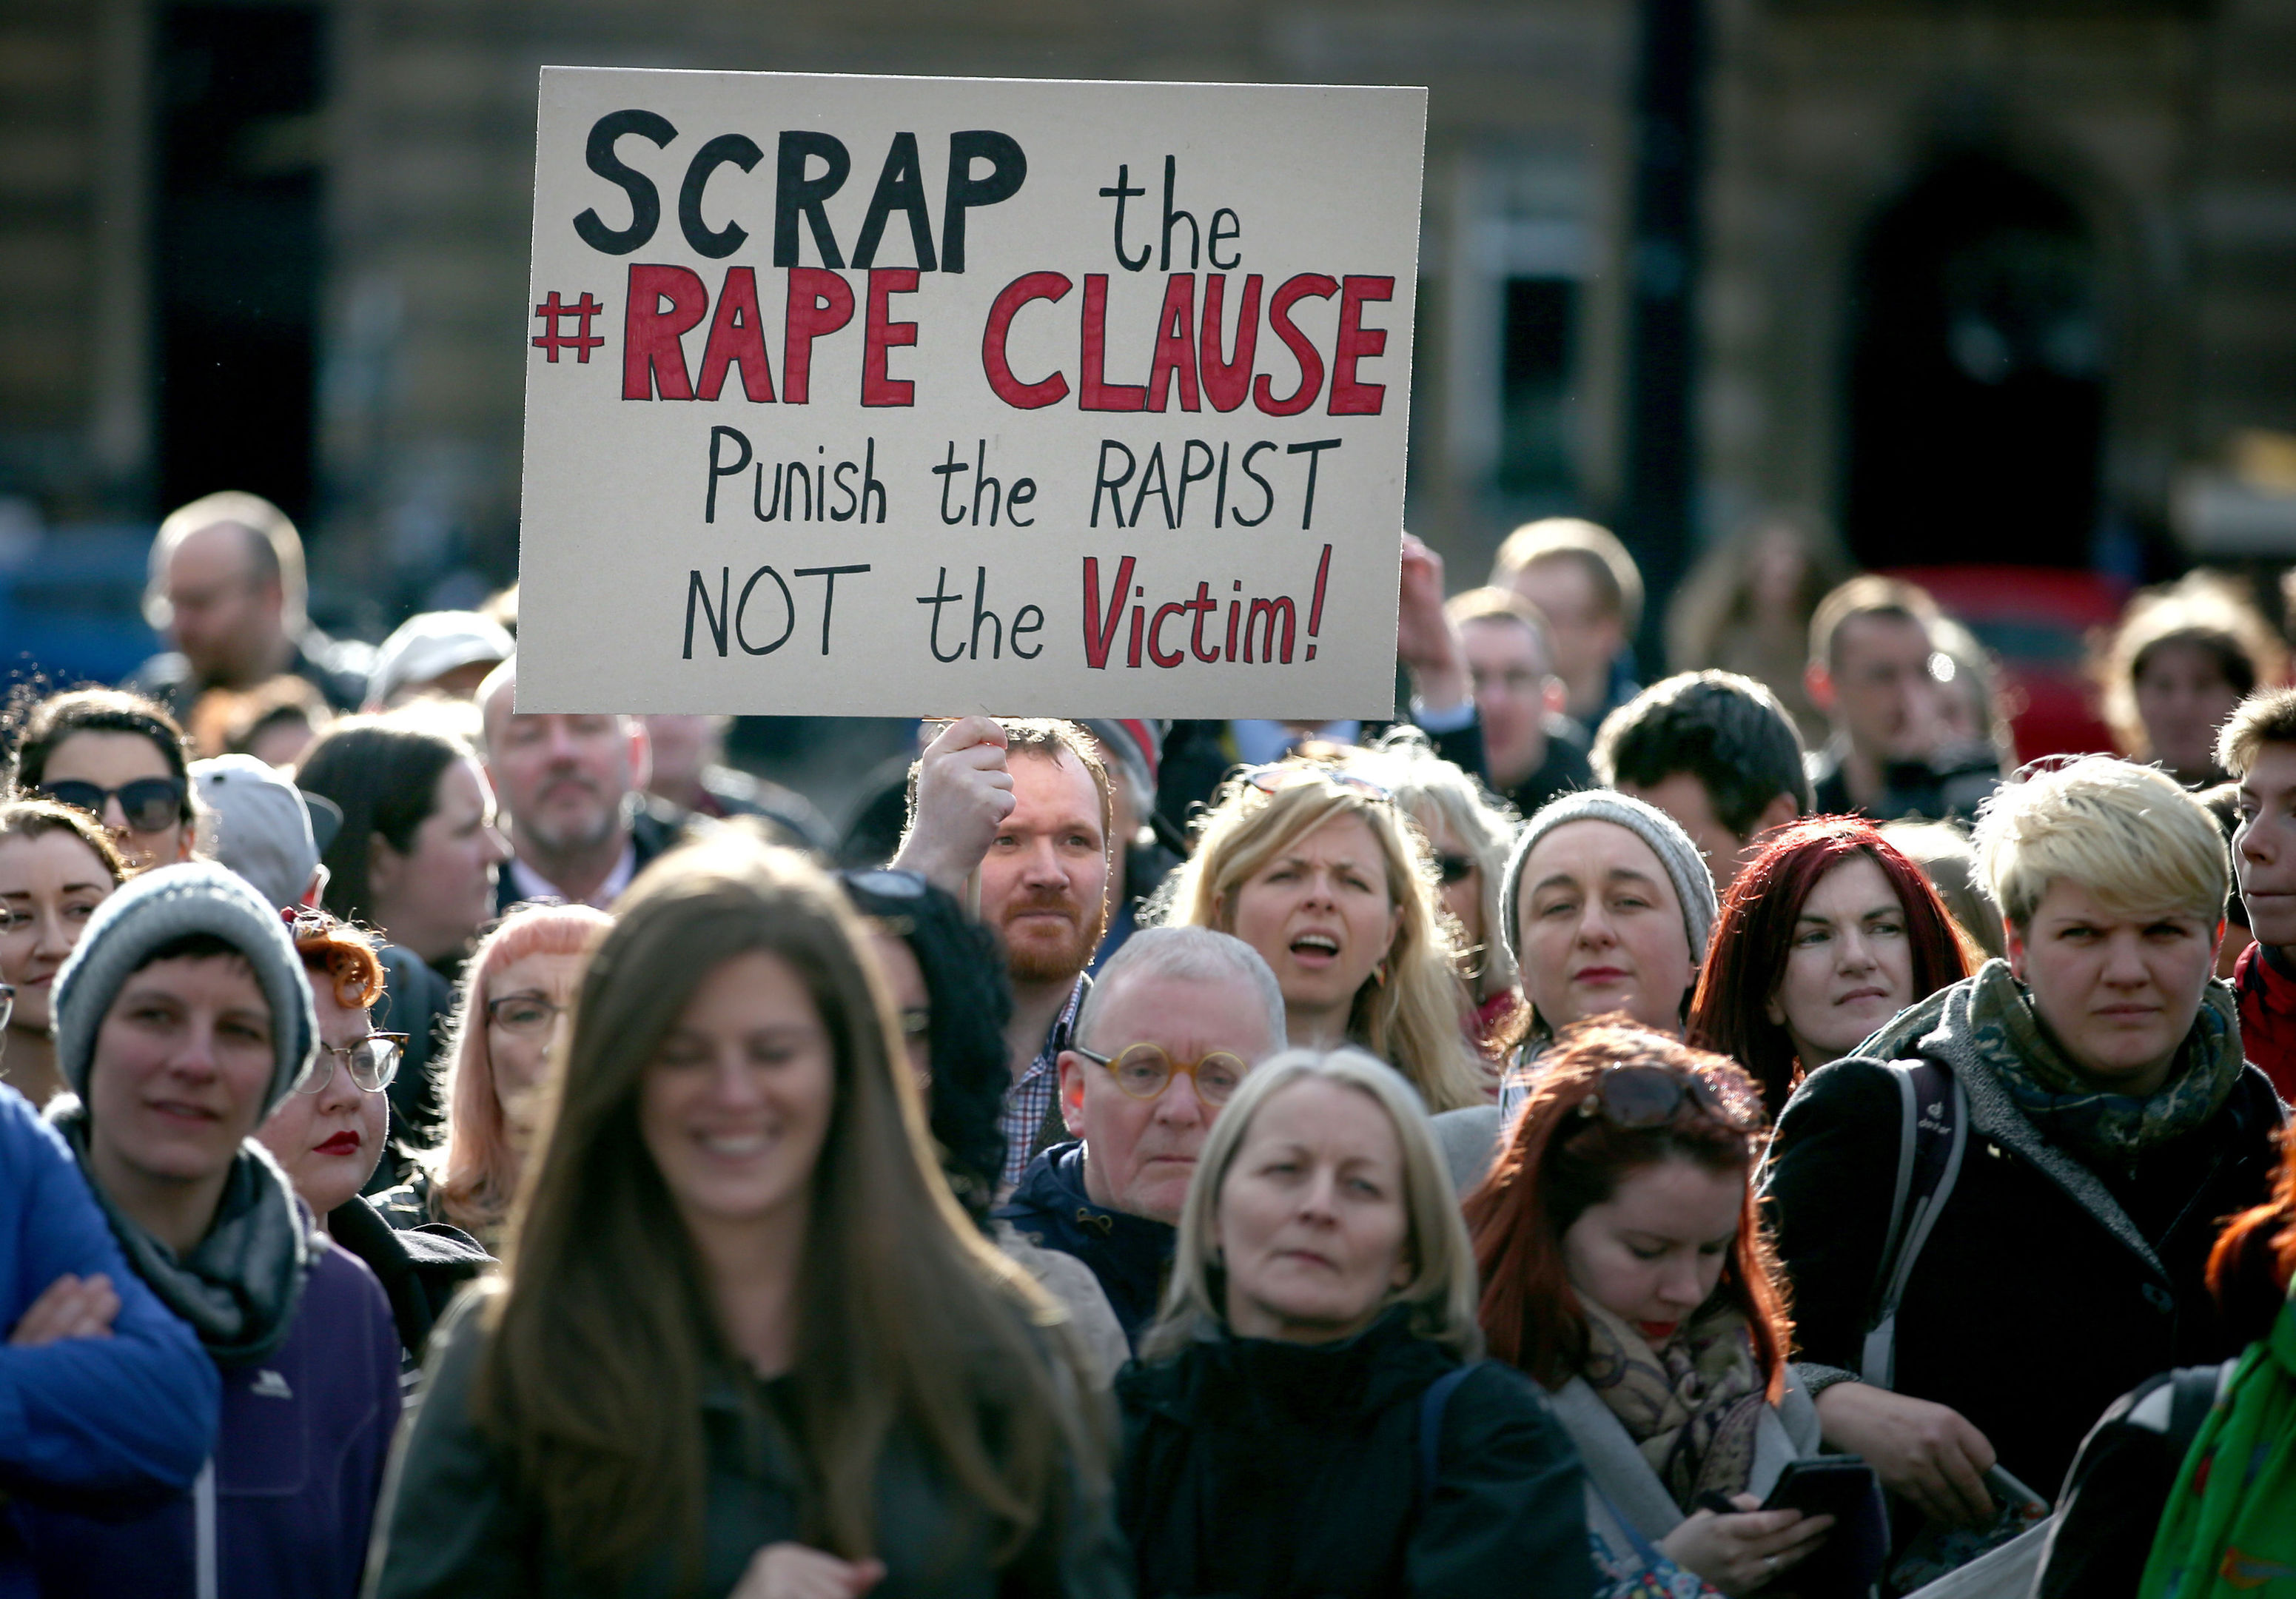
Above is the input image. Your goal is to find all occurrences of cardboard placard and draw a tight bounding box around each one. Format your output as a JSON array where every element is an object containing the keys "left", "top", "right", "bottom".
[{"left": 517, "top": 67, "right": 1426, "bottom": 717}]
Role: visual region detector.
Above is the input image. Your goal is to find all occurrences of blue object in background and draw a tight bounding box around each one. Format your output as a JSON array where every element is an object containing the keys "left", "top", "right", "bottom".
[{"left": 0, "top": 526, "right": 160, "bottom": 692}]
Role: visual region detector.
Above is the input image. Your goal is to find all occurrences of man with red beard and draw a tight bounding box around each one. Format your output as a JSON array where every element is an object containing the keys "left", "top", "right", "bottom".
[{"left": 892, "top": 717, "right": 1115, "bottom": 1190}]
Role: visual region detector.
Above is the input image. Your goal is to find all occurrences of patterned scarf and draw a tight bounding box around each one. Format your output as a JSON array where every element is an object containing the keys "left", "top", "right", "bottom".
[
  {"left": 1963, "top": 961, "right": 2247, "bottom": 1167},
  {"left": 1580, "top": 1295, "right": 1768, "bottom": 1509}
]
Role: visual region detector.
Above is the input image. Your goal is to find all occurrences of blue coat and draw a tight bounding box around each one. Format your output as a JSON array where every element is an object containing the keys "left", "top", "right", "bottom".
[
  {"left": 13, "top": 1238, "right": 400, "bottom": 1599},
  {"left": 0, "top": 1086, "right": 220, "bottom": 1599},
  {"left": 994, "top": 1140, "right": 1173, "bottom": 1350}
]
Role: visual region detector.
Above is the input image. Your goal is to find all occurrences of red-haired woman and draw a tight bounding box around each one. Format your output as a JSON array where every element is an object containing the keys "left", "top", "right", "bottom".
[
  {"left": 1465, "top": 1022, "right": 1873, "bottom": 1597},
  {"left": 1686, "top": 818, "right": 1975, "bottom": 1119}
]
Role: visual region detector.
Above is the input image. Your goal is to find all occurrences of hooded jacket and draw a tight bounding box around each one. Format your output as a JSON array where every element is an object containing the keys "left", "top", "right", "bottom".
[
  {"left": 1117, "top": 1308, "right": 1596, "bottom": 1599},
  {"left": 0, "top": 1087, "right": 219, "bottom": 1599},
  {"left": 1763, "top": 971, "right": 2283, "bottom": 1496},
  {"left": 323, "top": 1193, "right": 491, "bottom": 1374},
  {"left": 16, "top": 1111, "right": 401, "bottom": 1599},
  {"left": 995, "top": 1140, "right": 1172, "bottom": 1350}
]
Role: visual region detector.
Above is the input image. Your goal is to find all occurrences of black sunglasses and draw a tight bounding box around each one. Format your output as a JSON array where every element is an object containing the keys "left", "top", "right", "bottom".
[
  {"left": 1577, "top": 1064, "right": 1764, "bottom": 1133},
  {"left": 41, "top": 777, "right": 186, "bottom": 834}
]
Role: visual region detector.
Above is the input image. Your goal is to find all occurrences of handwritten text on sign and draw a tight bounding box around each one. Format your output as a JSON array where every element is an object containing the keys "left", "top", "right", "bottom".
[{"left": 516, "top": 70, "right": 1425, "bottom": 717}]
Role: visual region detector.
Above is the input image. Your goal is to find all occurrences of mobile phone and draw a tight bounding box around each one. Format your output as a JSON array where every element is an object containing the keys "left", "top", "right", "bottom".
[{"left": 1760, "top": 1455, "right": 1880, "bottom": 1521}]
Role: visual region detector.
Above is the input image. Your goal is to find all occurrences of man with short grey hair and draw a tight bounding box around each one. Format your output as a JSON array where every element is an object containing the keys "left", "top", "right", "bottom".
[{"left": 995, "top": 926, "right": 1285, "bottom": 1349}]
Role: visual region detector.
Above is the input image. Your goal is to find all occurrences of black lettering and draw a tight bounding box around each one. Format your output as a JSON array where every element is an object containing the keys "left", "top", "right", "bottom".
[
  {"left": 705, "top": 425, "right": 751, "bottom": 523},
  {"left": 932, "top": 440, "right": 968, "bottom": 525},
  {"left": 1232, "top": 440, "right": 1277, "bottom": 527},
  {"left": 1098, "top": 164, "right": 1150, "bottom": 272},
  {"left": 773, "top": 131, "right": 850, "bottom": 268},
  {"left": 970, "top": 439, "right": 1001, "bottom": 526},
  {"left": 684, "top": 567, "right": 728, "bottom": 657},
  {"left": 793, "top": 563, "right": 870, "bottom": 654},
  {"left": 968, "top": 566, "right": 1004, "bottom": 660},
  {"left": 852, "top": 132, "right": 938, "bottom": 271},
  {"left": 678, "top": 133, "right": 763, "bottom": 259},
  {"left": 916, "top": 567, "right": 967, "bottom": 662},
  {"left": 1012, "top": 603, "right": 1045, "bottom": 659},
  {"left": 735, "top": 566, "right": 796, "bottom": 654},
  {"left": 1208, "top": 208, "right": 1243, "bottom": 270},
  {"left": 941, "top": 130, "right": 1026, "bottom": 275},
  {"left": 1286, "top": 438, "right": 1343, "bottom": 529},
  {"left": 1129, "top": 443, "right": 1175, "bottom": 530},
  {"left": 832, "top": 459, "right": 859, "bottom": 521},
  {"left": 1008, "top": 477, "right": 1037, "bottom": 527},
  {"left": 574, "top": 109, "right": 676, "bottom": 255},
  {"left": 1159, "top": 155, "right": 1198, "bottom": 272},
  {"left": 1176, "top": 439, "right": 1215, "bottom": 525},
  {"left": 1091, "top": 440, "right": 1136, "bottom": 528},
  {"left": 859, "top": 437, "right": 885, "bottom": 523}
]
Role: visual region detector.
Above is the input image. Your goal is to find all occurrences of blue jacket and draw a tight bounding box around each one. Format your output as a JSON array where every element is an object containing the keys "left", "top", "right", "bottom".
[
  {"left": 995, "top": 1140, "right": 1173, "bottom": 1350},
  {"left": 13, "top": 1238, "right": 400, "bottom": 1599},
  {"left": 0, "top": 1086, "right": 219, "bottom": 1599}
]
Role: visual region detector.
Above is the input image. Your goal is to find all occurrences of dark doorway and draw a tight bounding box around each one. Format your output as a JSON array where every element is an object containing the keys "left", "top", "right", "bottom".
[
  {"left": 1844, "top": 155, "right": 2103, "bottom": 569},
  {"left": 154, "top": 3, "right": 326, "bottom": 524}
]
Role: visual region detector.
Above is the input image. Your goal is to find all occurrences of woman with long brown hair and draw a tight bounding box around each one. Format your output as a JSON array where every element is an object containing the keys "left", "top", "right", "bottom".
[
  {"left": 1466, "top": 1022, "right": 1867, "bottom": 1598},
  {"left": 1686, "top": 817, "right": 1975, "bottom": 1118},
  {"left": 366, "top": 841, "right": 1126, "bottom": 1598}
]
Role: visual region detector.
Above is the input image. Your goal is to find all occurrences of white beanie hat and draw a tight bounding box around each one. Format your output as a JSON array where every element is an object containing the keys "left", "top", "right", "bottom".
[{"left": 1497, "top": 788, "right": 1719, "bottom": 989}]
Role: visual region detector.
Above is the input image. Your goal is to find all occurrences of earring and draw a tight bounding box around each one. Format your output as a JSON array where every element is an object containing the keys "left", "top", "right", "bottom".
[{"left": 1372, "top": 960, "right": 1389, "bottom": 988}]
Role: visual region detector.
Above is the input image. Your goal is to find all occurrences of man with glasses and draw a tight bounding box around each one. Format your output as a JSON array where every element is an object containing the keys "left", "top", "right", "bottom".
[
  {"left": 126, "top": 491, "right": 369, "bottom": 718},
  {"left": 996, "top": 926, "right": 1286, "bottom": 1350}
]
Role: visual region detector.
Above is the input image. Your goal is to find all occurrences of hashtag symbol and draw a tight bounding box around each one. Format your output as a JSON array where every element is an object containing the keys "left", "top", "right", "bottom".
[{"left": 531, "top": 291, "right": 604, "bottom": 363}]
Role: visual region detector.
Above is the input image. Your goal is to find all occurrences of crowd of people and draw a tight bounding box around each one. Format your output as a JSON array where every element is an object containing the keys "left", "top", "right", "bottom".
[{"left": 2, "top": 490, "right": 2295, "bottom": 1599}]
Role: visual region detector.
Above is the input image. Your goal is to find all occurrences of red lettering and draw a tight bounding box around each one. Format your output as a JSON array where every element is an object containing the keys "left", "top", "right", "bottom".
[
  {"left": 1079, "top": 273, "right": 1145, "bottom": 412},
  {"left": 1148, "top": 601, "right": 1187, "bottom": 667},
  {"left": 1146, "top": 274, "right": 1200, "bottom": 412},
  {"left": 1081, "top": 555, "right": 1136, "bottom": 669},
  {"left": 622, "top": 264, "right": 708, "bottom": 400},
  {"left": 694, "top": 267, "right": 775, "bottom": 403},
  {"left": 1329, "top": 275, "right": 1393, "bottom": 415},
  {"left": 782, "top": 267, "right": 855, "bottom": 406},
  {"left": 1200, "top": 273, "right": 1261, "bottom": 413},
  {"left": 1254, "top": 272, "right": 1337, "bottom": 417},
  {"left": 861, "top": 268, "right": 919, "bottom": 407},
  {"left": 981, "top": 271, "right": 1072, "bottom": 409}
]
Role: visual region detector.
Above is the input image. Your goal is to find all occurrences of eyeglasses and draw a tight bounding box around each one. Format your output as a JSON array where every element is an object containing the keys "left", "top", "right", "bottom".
[
  {"left": 1073, "top": 1042, "right": 1251, "bottom": 1105},
  {"left": 0, "top": 983, "right": 13, "bottom": 1031},
  {"left": 843, "top": 868, "right": 931, "bottom": 899},
  {"left": 1240, "top": 762, "right": 1392, "bottom": 802},
  {"left": 1576, "top": 1064, "right": 1763, "bottom": 1133},
  {"left": 1435, "top": 853, "right": 1476, "bottom": 885},
  {"left": 295, "top": 1033, "right": 406, "bottom": 1094},
  {"left": 896, "top": 1005, "right": 930, "bottom": 1041},
  {"left": 41, "top": 777, "right": 186, "bottom": 834},
  {"left": 486, "top": 993, "right": 564, "bottom": 1036}
]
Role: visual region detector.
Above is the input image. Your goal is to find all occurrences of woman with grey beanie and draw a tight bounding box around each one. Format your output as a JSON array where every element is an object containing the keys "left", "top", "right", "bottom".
[
  {"left": 1434, "top": 790, "right": 1719, "bottom": 1192},
  {"left": 13, "top": 861, "right": 402, "bottom": 1599}
]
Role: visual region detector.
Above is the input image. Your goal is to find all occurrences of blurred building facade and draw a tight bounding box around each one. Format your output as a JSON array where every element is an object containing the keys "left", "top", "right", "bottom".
[{"left": 4, "top": 0, "right": 2295, "bottom": 628}]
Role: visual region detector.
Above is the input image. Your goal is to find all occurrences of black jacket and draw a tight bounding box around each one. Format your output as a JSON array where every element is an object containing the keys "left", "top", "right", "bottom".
[
  {"left": 996, "top": 1141, "right": 1172, "bottom": 1352},
  {"left": 127, "top": 629, "right": 372, "bottom": 717},
  {"left": 366, "top": 944, "right": 455, "bottom": 1192},
  {"left": 1116, "top": 1310, "right": 1597, "bottom": 1599},
  {"left": 369, "top": 1297, "right": 1131, "bottom": 1599},
  {"left": 323, "top": 1193, "right": 490, "bottom": 1370},
  {"left": 493, "top": 800, "right": 709, "bottom": 919},
  {"left": 1765, "top": 1030, "right": 2283, "bottom": 1496}
]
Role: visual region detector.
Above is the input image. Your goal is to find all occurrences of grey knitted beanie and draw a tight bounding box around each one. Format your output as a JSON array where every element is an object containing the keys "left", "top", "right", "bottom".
[
  {"left": 1497, "top": 788, "right": 1719, "bottom": 987},
  {"left": 52, "top": 860, "right": 317, "bottom": 1116}
]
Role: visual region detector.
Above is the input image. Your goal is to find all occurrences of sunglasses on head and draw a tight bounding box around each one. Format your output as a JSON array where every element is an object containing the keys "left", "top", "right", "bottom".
[
  {"left": 1240, "top": 762, "right": 1392, "bottom": 802},
  {"left": 41, "top": 777, "right": 185, "bottom": 834},
  {"left": 1576, "top": 1063, "right": 1764, "bottom": 1133}
]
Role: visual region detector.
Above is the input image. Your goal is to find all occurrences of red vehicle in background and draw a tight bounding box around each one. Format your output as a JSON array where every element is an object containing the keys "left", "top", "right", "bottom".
[{"left": 1888, "top": 566, "right": 2128, "bottom": 764}]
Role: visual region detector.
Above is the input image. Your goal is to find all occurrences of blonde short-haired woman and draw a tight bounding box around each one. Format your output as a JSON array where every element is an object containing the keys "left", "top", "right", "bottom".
[
  {"left": 1764, "top": 756, "right": 2285, "bottom": 1558},
  {"left": 1160, "top": 762, "right": 1488, "bottom": 1112},
  {"left": 1116, "top": 1047, "right": 1595, "bottom": 1599}
]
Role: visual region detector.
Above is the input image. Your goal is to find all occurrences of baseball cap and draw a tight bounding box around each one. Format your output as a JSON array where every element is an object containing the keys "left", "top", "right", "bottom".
[
  {"left": 367, "top": 610, "right": 515, "bottom": 708},
  {"left": 192, "top": 754, "right": 342, "bottom": 912}
]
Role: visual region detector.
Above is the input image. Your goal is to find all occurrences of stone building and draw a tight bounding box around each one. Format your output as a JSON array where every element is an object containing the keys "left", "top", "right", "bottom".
[{"left": 3, "top": 0, "right": 2293, "bottom": 636}]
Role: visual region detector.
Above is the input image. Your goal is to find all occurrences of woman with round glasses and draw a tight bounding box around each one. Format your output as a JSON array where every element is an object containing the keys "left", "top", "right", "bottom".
[
  {"left": 1686, "top": 817, "right": 1974, "bottom": 1119},
  {"left": 0, "top": 798, "right": 129, "bottom": 1107},
  {"left": 1161, "top": 758, "right": 1488, "bottom": 1113},
  {"left": 261, "top": 910, "right": 490, "bottom": 1367},
  {"left": 377, "top": 900, "right": 611, "bottom": 1253},
  {"left": 15, "top": 862, "right": 400, "bottom": 1597},
  {"left": 7, "top": 686, "right": 198, "bottom": 869},
  {"left": 1464, "top": 1022, "right": 1863, "bottom": 1598},
  {"left": 1118, "top": 1045, "right": 1594, "bottom": 1598}
]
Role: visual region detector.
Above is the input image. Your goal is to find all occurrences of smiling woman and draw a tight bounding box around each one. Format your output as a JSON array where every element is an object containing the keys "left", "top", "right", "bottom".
[
  {"left": 7, "top": 688, "right": 199, "bottom": 871},
  {"left": 364, "top": 840, "right": 1128, "bottom": 1598},
  {"left": 0, "top": 800, "right": 129, "bottom": 1108}
]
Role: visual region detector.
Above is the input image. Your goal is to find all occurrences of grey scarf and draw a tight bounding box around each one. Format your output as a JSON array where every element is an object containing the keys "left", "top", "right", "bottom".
[{"left": 52, "top": 1101, "right": 312, "bottom": 1365}]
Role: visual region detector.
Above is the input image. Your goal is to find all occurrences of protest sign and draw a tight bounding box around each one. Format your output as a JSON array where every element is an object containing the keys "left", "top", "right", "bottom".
[{"left": 517, "top": 67, "right": 1426, "bottom": 717}]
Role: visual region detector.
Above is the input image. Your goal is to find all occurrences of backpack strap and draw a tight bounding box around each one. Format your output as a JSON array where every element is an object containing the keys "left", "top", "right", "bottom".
[
  {"left": 1860, "top": 1060, "right": 1969, "bottom": 1390},
  {"left": 1415, "top": 1362, "right": 1483, "bottom": 1509},
  {"left": 2163, "top": 1360, "right": 2234, "bottom": 1456}
]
